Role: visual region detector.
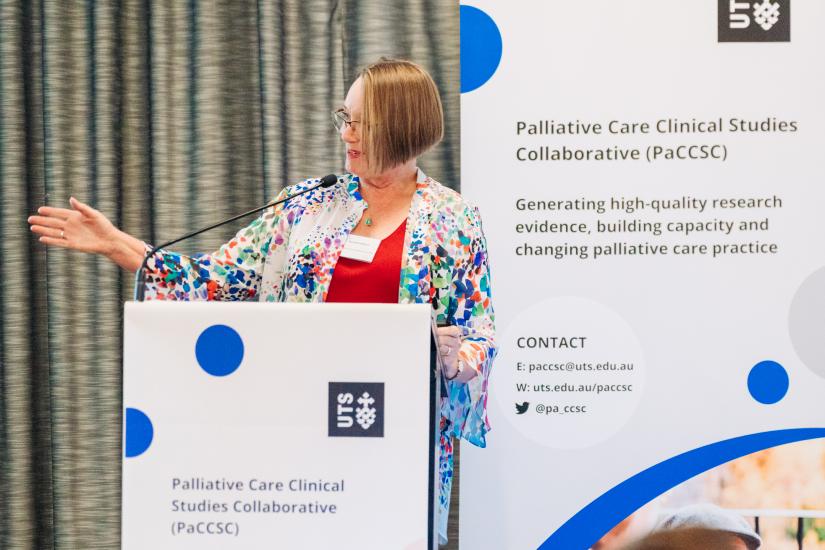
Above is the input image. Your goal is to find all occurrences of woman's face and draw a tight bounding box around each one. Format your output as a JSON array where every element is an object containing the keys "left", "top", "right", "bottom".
[{"left": 340, "top": 77, "right": 367, "bottom": 176}]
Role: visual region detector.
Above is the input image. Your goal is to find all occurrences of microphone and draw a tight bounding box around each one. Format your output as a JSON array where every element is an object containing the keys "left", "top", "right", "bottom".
[{"left": 134, "top": 174, "right": 339, "bottom": 302}]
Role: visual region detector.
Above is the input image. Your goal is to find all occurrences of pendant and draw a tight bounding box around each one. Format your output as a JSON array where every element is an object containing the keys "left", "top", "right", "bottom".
[{"left": 365, "top": 217, "right": 373, "bottom": 226}]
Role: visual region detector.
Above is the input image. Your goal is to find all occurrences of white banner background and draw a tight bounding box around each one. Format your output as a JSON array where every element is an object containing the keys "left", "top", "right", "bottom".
[{"left": 459, "top": 1, "right": 825, "bottom": 549}]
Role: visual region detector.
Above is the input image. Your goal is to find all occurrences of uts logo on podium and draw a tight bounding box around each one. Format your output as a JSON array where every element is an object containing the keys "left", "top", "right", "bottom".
[
  {"left": 328, "top": 382, "right": 385, "bottom": 437},
  {"left": 718, "top": 0, "right": 790, "bottom": 42}
]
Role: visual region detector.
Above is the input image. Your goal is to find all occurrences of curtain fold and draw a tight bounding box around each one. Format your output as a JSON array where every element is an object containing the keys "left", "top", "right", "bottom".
[{"left": 0, "top": 1, "right": 460, "bottom": 548}]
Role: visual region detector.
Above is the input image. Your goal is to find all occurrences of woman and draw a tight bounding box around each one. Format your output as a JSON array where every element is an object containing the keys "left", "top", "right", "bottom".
[{"left": 28, "top": 58, "right": 495, "bottom": 544}]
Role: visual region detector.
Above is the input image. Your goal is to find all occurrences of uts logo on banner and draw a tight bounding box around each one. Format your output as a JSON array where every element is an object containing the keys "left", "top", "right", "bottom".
[
  {"left": 328, "top": 382, "right": 384, "bottom": 438},
  {"left": 718, "top": 0, "right": 790, "bottom": 42}
]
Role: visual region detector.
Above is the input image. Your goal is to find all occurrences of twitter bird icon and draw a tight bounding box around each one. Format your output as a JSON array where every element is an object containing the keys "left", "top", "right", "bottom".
[{"left": 515, "top": 402, "right": 529, "bottom": 415}]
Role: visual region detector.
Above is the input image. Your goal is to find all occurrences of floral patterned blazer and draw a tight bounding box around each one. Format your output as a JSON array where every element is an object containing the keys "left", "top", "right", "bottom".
[{"left": 144, "top": 170, "right": 496, "bottom": 543}]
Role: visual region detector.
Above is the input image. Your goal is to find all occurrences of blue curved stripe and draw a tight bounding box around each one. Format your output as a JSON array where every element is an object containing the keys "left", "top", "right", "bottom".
[{"left": 538, "top": 428, "right": 825, "bottom": 550}]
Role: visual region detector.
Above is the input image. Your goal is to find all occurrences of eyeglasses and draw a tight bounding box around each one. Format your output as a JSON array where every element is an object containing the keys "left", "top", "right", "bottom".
[{"left": 332, "top": 109, "right": 361, "bottom": 132}]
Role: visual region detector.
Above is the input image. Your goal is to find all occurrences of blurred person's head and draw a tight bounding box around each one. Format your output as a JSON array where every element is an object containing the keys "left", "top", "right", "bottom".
[
  {"left": 656, "top": 504, "right": 760, "bottom": 550},
  {"left": 620, "top": 527, "right": 752, "bottom": 550},
  {"left": 593, "top": 504, "right": 660, "bottom": 550}
]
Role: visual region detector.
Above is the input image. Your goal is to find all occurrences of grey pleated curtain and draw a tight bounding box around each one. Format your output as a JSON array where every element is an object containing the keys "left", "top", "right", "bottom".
[{"left": 0, "top": 1, "right": 460, "bottom": 548}]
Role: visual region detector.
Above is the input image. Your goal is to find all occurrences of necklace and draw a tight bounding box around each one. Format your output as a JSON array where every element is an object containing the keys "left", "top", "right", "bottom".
[
  {"left": 361, "top": 173, "right": 416, "bottom": 227},
  {"left": 364, "top": 207, "right": 374, "bottom": 226}
]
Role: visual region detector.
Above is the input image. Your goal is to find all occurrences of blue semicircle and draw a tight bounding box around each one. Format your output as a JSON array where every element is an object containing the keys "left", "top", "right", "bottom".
[
  {"left": 124, "top": 407, "right": 154, "bottom": 458},
  {"left": 538, "top": 428, "right": 825, "bottom": 550},
  {"left": 460, "top": 5, "right": 503, "bottom": 93}
]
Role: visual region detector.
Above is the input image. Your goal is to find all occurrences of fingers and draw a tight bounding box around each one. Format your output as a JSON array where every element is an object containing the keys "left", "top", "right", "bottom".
[
  {"left": 37, "top": 236, "right": 71, "bottom": 248},
  {"left": 438, "top": 335, "right": 460, "bottom": 349},
  {"left": 30, "top": 224, "right": 65, "bottom": 239},
  {"left": 27, "top": 215, "right": 65, "bottom": 229},
  {"left": 435, "top": 326, "right": 462, "bottom": 377},
  {"left": 69, "top": 196, "right": 98, "bottom": 217},
  {"left": 436, "top": 325, "right": 461, "bottom": 337},
  {"left": 33, "top": 198, "right": 97, "bottom": 223},
  {"left": 436, "top": 327, "right": 461, "bottom": 348},
  {"left": 437, "top": 329, "right": 460, "bottom": 343},
  {"left": 35, "top": 205, "right": 74, "bottom": 219},
  {"left": 437, "top": 329, "right": 461, "bottom": 361},
  {"left": 30, "top": 199, "right": 102, "bottom": 253}
]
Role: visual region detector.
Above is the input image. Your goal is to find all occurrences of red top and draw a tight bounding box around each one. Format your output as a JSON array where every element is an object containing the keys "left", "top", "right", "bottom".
[{"left": 325, "top": 221, "right": 407, "bottom": 303}]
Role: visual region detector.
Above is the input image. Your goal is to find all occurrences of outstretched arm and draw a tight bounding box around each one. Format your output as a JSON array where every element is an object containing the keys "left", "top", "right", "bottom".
[{"left": 28, "top": 197, "right": 146, "bottom": 271}]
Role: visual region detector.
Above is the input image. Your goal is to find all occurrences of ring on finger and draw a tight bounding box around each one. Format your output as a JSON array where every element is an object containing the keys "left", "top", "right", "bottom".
[{"left": 60, "top": 230, "right": 65, "bottom": 239}]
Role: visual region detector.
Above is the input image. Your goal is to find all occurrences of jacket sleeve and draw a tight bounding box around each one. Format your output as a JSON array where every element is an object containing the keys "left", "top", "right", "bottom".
[
  {"left": 142, "top": 187, "right": 293, "bottom": 301},
  {"left": 443, "top": 204, "right": 497, "bottom": 447}
]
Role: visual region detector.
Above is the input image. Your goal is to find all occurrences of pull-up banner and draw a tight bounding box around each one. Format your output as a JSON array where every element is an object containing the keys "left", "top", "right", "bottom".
[{"left": 459, "top": 2, "right": 825, "bottom": 549}]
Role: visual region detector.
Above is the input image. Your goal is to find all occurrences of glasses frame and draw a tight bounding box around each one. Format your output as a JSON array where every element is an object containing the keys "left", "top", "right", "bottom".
[{"left": 332, "top": 109, "right": 361, "bottom": 132}]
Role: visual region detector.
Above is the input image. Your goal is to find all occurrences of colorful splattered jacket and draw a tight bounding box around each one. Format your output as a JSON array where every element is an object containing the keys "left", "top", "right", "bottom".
[{"left": 144, "top": 170, "right": 496, "bottom": 542}]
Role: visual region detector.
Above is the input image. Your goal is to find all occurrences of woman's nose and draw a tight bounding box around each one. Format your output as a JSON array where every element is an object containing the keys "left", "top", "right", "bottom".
[{"left": 340, "top": 124, "right": 356, "bottom": 142}]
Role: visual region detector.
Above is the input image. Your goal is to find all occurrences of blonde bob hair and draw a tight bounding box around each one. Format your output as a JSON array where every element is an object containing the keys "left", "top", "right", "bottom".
[{"left": 357, "top": 58, "right": 444, "bottom": 174}]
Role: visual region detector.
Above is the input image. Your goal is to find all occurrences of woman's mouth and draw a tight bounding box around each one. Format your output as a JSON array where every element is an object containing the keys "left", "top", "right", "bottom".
[{"left": 347, "top": 150, "right": 362, "bottom": 158}]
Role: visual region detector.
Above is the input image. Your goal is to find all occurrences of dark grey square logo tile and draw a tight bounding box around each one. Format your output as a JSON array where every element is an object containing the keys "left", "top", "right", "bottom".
[
  {"left": 718, "top": 0, "right": 790, "bottom": 42},
  {"left": 328, "top": 382, "right": 384, "bottom": 438}
]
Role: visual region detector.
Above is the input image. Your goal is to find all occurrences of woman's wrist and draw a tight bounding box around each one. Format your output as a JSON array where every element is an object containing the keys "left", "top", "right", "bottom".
[
  {"left": 445, "top": 360, "right": 462, "bottom": 381},
  {"left": 446, "top": 359, "right": 477, "bottom": 384},
  {"left": 104, "top": 229, "right": 146, "bottom": 272}
]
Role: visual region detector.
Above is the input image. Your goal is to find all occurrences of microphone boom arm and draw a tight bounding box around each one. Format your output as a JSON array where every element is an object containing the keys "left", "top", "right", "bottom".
[{"left": 133, "top": 174, "right": 339, "bottom": 302}]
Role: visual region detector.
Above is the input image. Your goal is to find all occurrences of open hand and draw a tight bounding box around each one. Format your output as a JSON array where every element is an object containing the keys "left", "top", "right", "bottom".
[{"left": 28, "top": 197, "right": 119, "bottom": 256}]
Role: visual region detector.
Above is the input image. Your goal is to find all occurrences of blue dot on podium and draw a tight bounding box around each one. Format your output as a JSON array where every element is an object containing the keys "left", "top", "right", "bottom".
[
  {"left": 196, "top": 324, "right": 244, "bottom": 376},
  {"left": 460, "top": 5, "right": 503, "bottom": 93},
  {"left": 747, "top": 360, "right": 789, "bottom": 404},
  {"left": 124, "top": 407, "right": 154, "bottom": 458}
]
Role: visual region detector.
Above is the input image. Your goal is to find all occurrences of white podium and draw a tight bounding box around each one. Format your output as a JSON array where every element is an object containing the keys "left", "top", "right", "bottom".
[{"left": 122, "top": 302, "right": 438, "bottom": 549}]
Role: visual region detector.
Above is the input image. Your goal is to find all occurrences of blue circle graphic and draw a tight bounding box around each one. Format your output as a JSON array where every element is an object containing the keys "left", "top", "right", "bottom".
[
  {"left": 124, "top": 407, "right": 154, "bottom": 458},
  {"left": 747, "top": 360, "right": 789, "bottom": 404},
  {"left": 195, "top": 324, "right": 244, "bottom": 376},
  {"left": 460, "top": 5, "right": 503, "bottom": 93}
]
